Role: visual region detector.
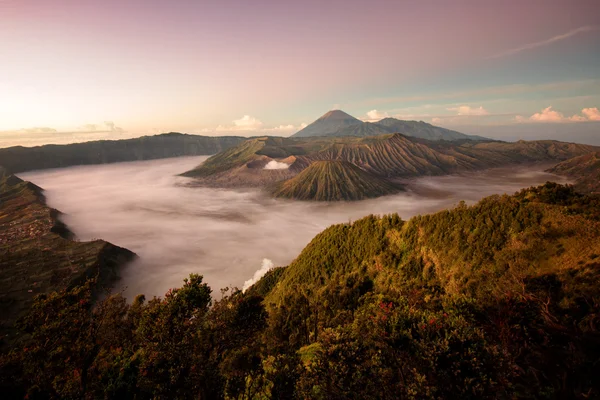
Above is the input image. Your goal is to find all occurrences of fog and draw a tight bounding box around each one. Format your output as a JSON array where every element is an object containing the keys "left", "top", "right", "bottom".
[{"left": 21, "top": 156, "right": 569, "bottom": 299}]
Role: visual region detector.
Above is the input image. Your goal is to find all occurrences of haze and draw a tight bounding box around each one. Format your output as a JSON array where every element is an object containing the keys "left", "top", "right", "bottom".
[{"left": 21, "top": 157, "right": 569, "bottom": 299}]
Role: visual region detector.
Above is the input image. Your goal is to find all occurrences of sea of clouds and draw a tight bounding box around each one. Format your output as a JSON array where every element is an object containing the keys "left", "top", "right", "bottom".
[{"left": 21, "top": 156, "right": 568, "bottom": 300}]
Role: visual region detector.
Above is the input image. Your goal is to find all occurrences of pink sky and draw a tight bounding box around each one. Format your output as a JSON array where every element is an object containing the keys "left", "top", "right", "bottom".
[{"left": 0, "top": 0, "right": 599, "bottom": 146}]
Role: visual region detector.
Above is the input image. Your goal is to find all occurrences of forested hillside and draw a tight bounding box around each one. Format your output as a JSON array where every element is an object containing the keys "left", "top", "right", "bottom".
[{"left": 2, "top": 183, "right": 599, "bottom": 398}]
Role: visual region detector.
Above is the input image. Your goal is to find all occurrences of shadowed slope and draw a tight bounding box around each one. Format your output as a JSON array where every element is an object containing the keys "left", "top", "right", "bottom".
[
  {"left": 0, "top": 133, "right": 246, "bottom": 173},
  {"left": 270, "top": 160, "right": 401, "bottom": 201},
  {"left": 0, "top": 168, "right": 136, "bottom": 347},
  {"left": 548, "top": 152, "right": 600, "bottom": 194}
]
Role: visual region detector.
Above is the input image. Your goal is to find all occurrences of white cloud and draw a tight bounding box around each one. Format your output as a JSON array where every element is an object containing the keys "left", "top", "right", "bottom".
[
  {"left": 582, "top": 107, "right": 600, "bottom": 121},
  {"left": 431, "top": 117, "right": 442, "bottom": 124},
  {"left": 515, "top": 106, "right": 600, "bottom": 123},
  {"left": 362, "top": 109, "right": 389, "bottom": 122},
  {"left": 263, "top": 160, "right": 290, "bottom": 170},
  {"left": 488, "top": 25, "right": 598, "bottom": 59},
  {"left": 447, "top": 105, "right": 489, "bottom": 116},
  {"left": 216, "top": 115, "right": 263, "bottom": 132},
  {"left": 20, "top": 127, "right": 57, "bottom": 134},
  {"left": 233, "top": 115, "right": 263, "bottom": 130},
  {"left": 529, "top": 106, "right": 565, "bottom": 122}
]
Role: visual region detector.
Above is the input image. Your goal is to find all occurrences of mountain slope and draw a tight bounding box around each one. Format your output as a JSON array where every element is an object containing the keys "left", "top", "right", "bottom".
[
  {"left": 547, "top": 152, "right": 600, "bottom": 194},
  {"left": 374, "top": 117, "right": 489, "bottom": 141},
  {"left": 270, "top": 160, "right": 402, "bottom": 201},
  {"left": 305, "top": 133, "right": 599, "bottom": 178},
  {"left": 0, "top": 133, "right": 246, "bottom": 173},
  {"left": 182, "top": 134, "right": 600, "bottom": 198},
  {"left": 291, "top": 110, "right": 489, "bottom": 141},
  {"left": 292, "top": 110, "right": 363, "bottom": 137},
  {"left": 251, "top": 182, "right": 600, "bottom": 397},
  {"left": 0, "top": 168, "right": 136, "bottom": 347},
  {"left": 264, "top": 182, "right": 600, "bottom": 304}
]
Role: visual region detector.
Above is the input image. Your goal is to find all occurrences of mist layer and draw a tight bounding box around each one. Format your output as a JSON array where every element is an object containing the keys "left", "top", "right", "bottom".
[{"left": 21, "top": 157, "right": 569, "bottom": 299}]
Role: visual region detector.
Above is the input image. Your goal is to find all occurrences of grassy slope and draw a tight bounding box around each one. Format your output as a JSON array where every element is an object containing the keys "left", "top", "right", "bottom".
[
  {"left": 547, "top": 152, "right": 600, "bottom": 194},
  {"left": 181, "top": 137, "right": 268, "bottom": 177},
  {"left": 263, "top": 183, "right": 600, "bottom": 306},
  {"left": 270, "top": 160, "right": 402, "bottom": 201},
  {"left": 0, "top": 170, "right": 136, "bottom": 347}
]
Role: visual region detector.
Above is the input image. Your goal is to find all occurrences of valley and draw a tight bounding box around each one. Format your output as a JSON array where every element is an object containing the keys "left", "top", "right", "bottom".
[{"left": 20, "top": 156, "right": 569, "bottom": 300}]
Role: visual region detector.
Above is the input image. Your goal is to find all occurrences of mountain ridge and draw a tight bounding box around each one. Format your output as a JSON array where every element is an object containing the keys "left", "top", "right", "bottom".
[
  {"left": 183, "top": 133, "right": 600, "bottom": 200},
  {"left": 292, "top": 110, "right": 489, "bottom": 141},
  {"left": 0, "top": 168, "right": 136, "bottom": 347},
  {"left": 0, "top": 133, "right": 246, "bottom": 173},
  {"left": 270, "top": 160, "right": 402, "bottom": 201}
]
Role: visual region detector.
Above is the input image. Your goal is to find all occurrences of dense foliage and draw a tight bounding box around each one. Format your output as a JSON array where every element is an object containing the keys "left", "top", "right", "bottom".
[{"left": 2, "top": 183, "right": 600, "bottom": 399}]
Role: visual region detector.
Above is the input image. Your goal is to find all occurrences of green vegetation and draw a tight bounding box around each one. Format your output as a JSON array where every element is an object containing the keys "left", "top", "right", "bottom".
[
  {"left": 181, "top": 137, "right": 268, "bottom": 177},
  {"left": 270, "top": 160, "right": 402, "bottom": 201},
  {"left": 2, "top": 183, "right": 600, "bottom": 398},
  {"left": 548, "top": 152, "right": 600, "bottom": 194},
  {"left": 0, "top": 133, "right": 245, "bottom": 173}
]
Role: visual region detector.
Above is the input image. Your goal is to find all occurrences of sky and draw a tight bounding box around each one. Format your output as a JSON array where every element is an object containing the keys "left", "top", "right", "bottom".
[{"left": 1, "top": 0, "right": 599, "bottom": 147}]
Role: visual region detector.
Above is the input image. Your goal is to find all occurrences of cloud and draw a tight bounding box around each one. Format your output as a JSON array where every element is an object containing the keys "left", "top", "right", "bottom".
[
  {"left": 243, "top": 259, "right": 275, "bottom": 292},
  {"left": 487, "top": 25, "right": 599, "bottom": 59},
  {"left": 529, "top": 106, "right": 565, "bottom": 122},
  {"left": 363, "top": 109, "right": 389, "bottom": 122},
  {"left": 447, "top": 105, "right": 489, "bottom": 116},
  {"left": 233, "top": 115, "right": 263, "bottom": 130},
  {"left": 217, "top": 115, "right": 264, "bottom": 132},
  {"left": 263, "top": 160, "right": 290, "bottom": 170},
  {"left": 104, "top": 121, "right": 124, "bottom": 133},
  {"left": 431, "top": 117, "right": 442, "bottom": 124},
  {"left": 582, "top": 107, "right": 600, "bottom": 121},
  {"left": 515, "top": 106, "right": 600, "bottom": 123},
  {"left": 20, "top": 127, "right": 57, "bottom": 134}
]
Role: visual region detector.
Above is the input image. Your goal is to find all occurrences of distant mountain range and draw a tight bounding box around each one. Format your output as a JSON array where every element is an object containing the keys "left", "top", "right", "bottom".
[
  {"left": 183, "top": 133, "right": 600, "bottom": 201},
  {"left": 292, "top": 110, "right": 489, "bottom": 141},
  {"left": 0, "top": 133, "right": 246, "bottom": 173}
]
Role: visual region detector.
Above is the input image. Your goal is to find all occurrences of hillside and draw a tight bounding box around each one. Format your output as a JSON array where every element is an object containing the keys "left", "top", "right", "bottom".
[
  {"left": 0, "top": 133, "right": 245, "bottom": 173},
  {"left": 0, "top": 168, "right": 136, "bottom": 347},
  {"left": 547, "top": 152, "right": 600, "bottom": 194},
  {"left": 182, "top": 133, "right": 600, "bottom": 200},
  {"left": 3, "top": 183, "right": 600, "bottom": 398},
  {"left": 270, "top": 160, "right": 402, "bottom": 201},
  {"left": 255, "top": 182, "right": 600, "bottom": 397},
  {"left": 292, "top": 110, "right": 488, "bottom": 141}
]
